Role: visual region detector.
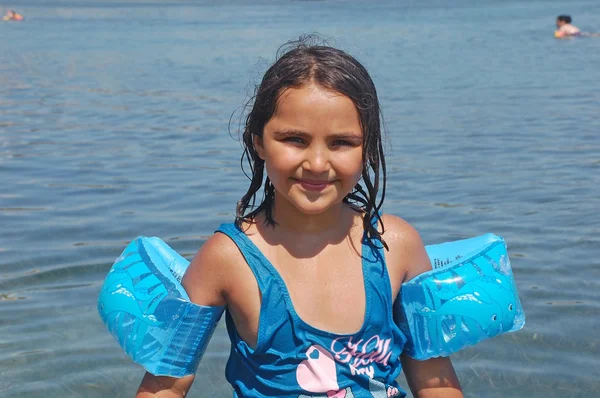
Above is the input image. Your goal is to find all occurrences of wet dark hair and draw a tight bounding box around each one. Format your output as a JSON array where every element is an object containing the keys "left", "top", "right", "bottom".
[
  {"left": 234, "top": 36, "right": 388, "bottom": 248},
  {"left": 557, "top": 15, "right": 572, "bottom": 24}
]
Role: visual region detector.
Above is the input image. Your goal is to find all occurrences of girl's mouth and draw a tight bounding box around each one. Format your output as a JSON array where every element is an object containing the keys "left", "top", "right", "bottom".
[{"left": 295, "top": 179, "right": 332, "bottom": 192}]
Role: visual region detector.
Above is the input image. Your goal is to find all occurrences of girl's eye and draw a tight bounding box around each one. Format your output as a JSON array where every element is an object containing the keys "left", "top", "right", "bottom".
[
  {"left": 332, "top": 140, "right": 354, "bottom": 147},
  {"left": 284, "top": 137, "right": 305, "bottom": 144}
]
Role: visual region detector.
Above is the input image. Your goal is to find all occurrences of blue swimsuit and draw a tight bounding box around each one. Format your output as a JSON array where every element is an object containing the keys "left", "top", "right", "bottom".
[{"left": 216, "top": 223, "right": 408, "bottom": 398}]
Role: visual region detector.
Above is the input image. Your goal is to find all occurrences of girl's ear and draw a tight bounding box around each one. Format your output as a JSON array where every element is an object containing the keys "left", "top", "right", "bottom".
[{"left": 253, "top": 135, "right": 265, "bottom": 160}]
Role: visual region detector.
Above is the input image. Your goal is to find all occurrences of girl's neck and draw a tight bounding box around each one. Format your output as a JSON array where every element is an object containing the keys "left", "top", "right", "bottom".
[
  {"left": 270, "top": 196, "right": 354, "bottom": 238},
  {"left": 252, "top": 196, "right": 362, "bottom": 259}
]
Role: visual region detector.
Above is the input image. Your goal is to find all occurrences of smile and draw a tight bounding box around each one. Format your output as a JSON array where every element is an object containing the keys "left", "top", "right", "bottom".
[{"left": 294, "top": 179, "right": 333, "bottom": 192}]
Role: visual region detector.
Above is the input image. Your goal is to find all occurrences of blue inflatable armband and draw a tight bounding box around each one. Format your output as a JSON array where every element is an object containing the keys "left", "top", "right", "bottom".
[
  {"left": 98, "top": 237, "right": 225, "bottom": 377},
  {"left": 397, "top": 234, "right": 525, "bottom": 360}
]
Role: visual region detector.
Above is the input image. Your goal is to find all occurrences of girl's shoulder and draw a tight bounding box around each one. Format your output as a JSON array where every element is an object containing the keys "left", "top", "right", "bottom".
[
  {"left": 379, "top": 213, "right": 432, "bottom": 283},
  {"left": 182, "top": 228, "right": 252, "bottom": 307},
  {"left": 378, "top": 213, "right": 422, "bottom": 251}
]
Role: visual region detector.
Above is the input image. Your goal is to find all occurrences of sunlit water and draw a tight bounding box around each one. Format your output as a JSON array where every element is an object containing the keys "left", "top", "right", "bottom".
[{"left": 1, "top": 0, "right": 599, "bottom": 397}]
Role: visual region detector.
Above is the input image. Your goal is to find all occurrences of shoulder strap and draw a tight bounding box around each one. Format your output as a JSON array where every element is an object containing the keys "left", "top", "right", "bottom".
[
  {"left": 215, "top": 223, "right": 273, "bottom": 292},
  {"left": 361, "top": 213, "right": 395, "bottom": 309},
  {"left": 362, "top": 212, "right": 386, "bottom": 277}
]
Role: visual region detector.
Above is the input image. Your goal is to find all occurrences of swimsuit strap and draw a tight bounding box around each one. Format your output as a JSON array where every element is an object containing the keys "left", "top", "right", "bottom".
[
  {"left": 215, "top": 223, "right": 280, "bottom": 292},
  {"left": 362, "top": 212, "right": 395, "bottom": 309}
]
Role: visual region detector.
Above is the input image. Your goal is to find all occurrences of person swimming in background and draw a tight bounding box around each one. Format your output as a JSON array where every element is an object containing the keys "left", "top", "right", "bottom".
[
  {"left": 554, "top": 15, "right": 581, "bottom": 38},
  {"left": 3, "top": 9, "right": 24, "bottom": 21},
  {"left": 134, "top": 36, "right": 464, "bottom": 398}
]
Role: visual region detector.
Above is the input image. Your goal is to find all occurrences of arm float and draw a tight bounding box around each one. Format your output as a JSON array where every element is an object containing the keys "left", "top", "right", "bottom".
[
  {"left": 397, "top": 233, "right": 525, "bottom": 360},
  {"left": 97, "top": 237, "right": 224, "bottom": 377}
]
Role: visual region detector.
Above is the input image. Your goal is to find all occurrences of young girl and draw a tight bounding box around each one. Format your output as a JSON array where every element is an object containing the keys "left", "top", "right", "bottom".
[
  {"left": 554, "top": 15, "right": 581, "bottom": 38},
  {"left": 136, "top": 38, "right": 463, "bottom": 398}
]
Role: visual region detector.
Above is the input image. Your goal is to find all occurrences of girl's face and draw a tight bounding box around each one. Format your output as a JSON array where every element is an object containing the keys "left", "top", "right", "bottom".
[{"left": 255, "top": 83, "right": 364, "bottom": 216}]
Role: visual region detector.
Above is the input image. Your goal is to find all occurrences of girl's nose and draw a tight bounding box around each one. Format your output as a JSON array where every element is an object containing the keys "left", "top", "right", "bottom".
[{"left": 302, "top": 146, "right": 330, "bottom": 173}]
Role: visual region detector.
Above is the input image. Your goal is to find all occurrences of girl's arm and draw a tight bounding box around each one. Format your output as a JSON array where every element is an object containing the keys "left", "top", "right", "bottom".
[
  {"left": 401, "top": 355, "right": 463, "bottom": 398},
  {"left": 393, "top": 223, "right": 463, "bottom": 397},
  {"left": 135, "top": 234, "right": 230, "bottom": 397},
  {"left": 380, "top": 214, "right": 463, "bottom": 398},
  {"left": 136, "top": 374, "right": 195, "bottom": 398}
]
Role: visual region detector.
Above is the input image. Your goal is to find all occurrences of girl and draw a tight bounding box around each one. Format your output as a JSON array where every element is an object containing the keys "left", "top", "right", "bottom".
[
  {"left": 554, "top": 15, "right": 581, "bottom": 38},
  {"left": 136, "top": 38, "right": 463, "bottom": 398}
]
